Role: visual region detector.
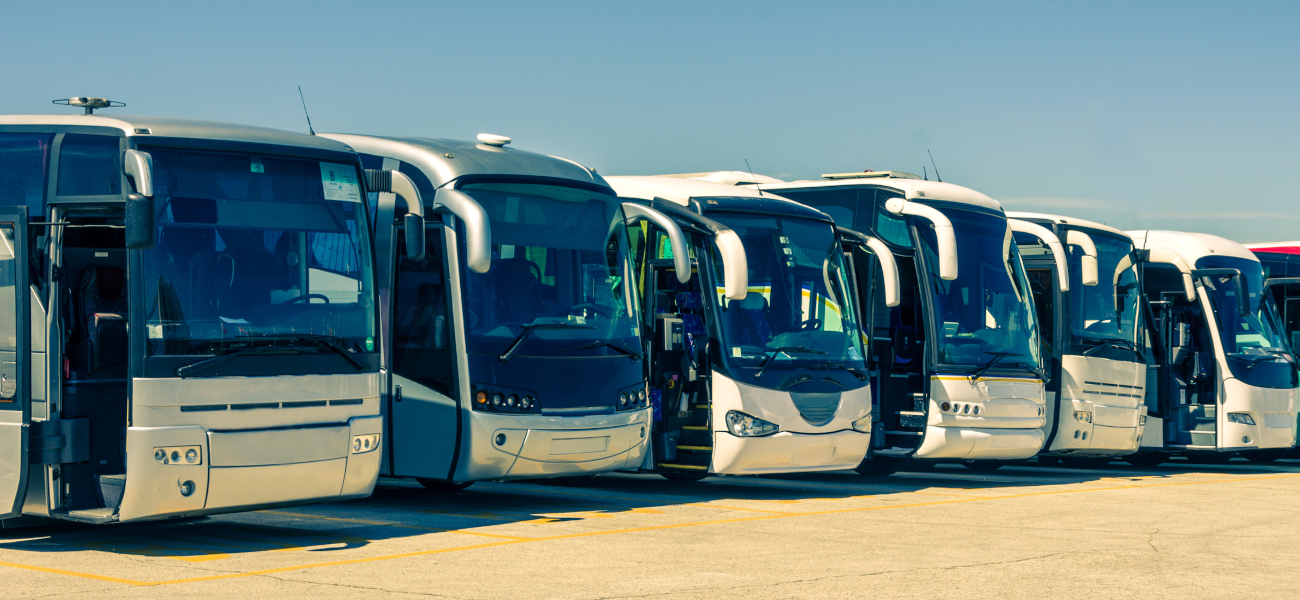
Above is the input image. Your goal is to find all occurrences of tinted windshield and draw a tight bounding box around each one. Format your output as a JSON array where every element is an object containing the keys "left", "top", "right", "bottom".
[
  {"left": 919, "top": 209, "right": 1041, "bottom": 372},
  {"left": 141, "top": 149, "right": 376, "bottom": 364},
  {"left": 1070, "top": 232, "right": 1140, "bottom": 348},
  {"left": 457, "top": 183, "right": 642, "bottom": 411},
  {"left": 708, "top": 213, "right": 868, "bottom": 389},
  {"left": 1197, "top": 255, "right": 1297, "bottom": 388}
]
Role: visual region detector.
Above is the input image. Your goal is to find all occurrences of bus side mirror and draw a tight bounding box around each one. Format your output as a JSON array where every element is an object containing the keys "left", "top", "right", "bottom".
[
  {"left": 366, "top": 169, "right": 426, "bottom": 262},
  {"left": 433, "top": 188, "right": 492, "bottom": 274},
  {"left": 620, "top": 203, "right": 691, "bottom": 284},
  {"left": 885, "top": 197, "right": 956, "bottom": 280},
  {"left": 1066, "top": 230, "right": 1099, "bottom": 286},
  {"left": 125, "top": 193, "right": 156, "bottom": 250},
  {"left": 404, "top": 214, "right": 426, "bottom": 262}
]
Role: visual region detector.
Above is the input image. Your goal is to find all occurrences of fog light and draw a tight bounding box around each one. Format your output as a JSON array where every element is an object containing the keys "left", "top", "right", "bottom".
[
  {"left": 940, "top": 402, "right": 951, "bottom": 412},
  {"left": 495, "top": 433, "right": 507, "bottom": 446},
  {"left": 179, "top": 480, "right": 195, "bottom": 497},
  {"left": 963, "top": 404, "right": 970, "bottom": 414},
  {"left": 619, "top": 393, "right": 629, "bottom": 407},
  {"left": 185, "top": 449, "right": 199, "bottom": 464},
  {"left": 972, "top": 405, "right": 980, "bottom": 416},
  {"left": 852, "top": 414, "right": 873, "bottom": 433},
  {"left": 507, "top": 394, "right": 518, "bottom": 407},
  {"left": 155, "top": 449, "right": 166, "bottom": 463},
  {"left": 1227, "top": 412, "right": 1256, "bottom": 426},
  {"left": 1074, "top": 411, "right": 1092, "bottom": 423},
  {"left": 492, "top": 394, "right": 503, "bottom": 407},
  {"left": 351, "top": 433, "right": 381, "bottom": 454},
  {"left": 476, "top": 390, "right": 488, "bottom": 405},
  {"left": 1243, "top": 436, "right": 1252, "bottom": 444}
]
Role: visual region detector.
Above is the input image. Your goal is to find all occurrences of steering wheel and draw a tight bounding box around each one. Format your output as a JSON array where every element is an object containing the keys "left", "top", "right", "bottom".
[
  {"left": 796, "top": 318, "right": 822, "bottom": 332},
  {"left": 284, "top": 293, "right": 330, "bottom": 304},
  {"left": 568, "top": 303, "right": 611, "bottom": 318}
]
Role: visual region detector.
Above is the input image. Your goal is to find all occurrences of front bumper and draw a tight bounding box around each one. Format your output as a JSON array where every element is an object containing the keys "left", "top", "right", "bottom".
[
  {"left": 914, "top": 426, "right": 1044, "bottom": 460},
  {"left": 710, "top": 430, "right": 870, "bottom": 475},
  {"left": 460, "top": 409, "right": 651, "bottom": 481}
]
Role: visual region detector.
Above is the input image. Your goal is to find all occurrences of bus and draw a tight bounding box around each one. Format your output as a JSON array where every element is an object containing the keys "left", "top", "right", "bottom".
[
  {"left": 698, "top": 170, "right": 1048, "bottom": 473},
  {"left": 607, "top": 176, "right": 874, "bottom": 480},
  {"left": 1007, "top": 213, "right": 1147, "bottom": 467},
  {"left": 1244, "top": 242, "right": 1300, "bottom": 456},
  {"left": 1131, "top": 231, "right": 1298, "bottom": 464},
  {"left": 1, "top": 101, "right": 394, "bottom": 524},
  {"left": 316, "top": 133, "right": 667, "bottom": 488}
]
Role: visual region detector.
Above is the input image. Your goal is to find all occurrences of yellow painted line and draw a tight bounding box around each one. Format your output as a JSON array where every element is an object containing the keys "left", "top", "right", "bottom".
[
  {"left": 267, "top": 511, "right": 530, "bottom": 540},
  {"left": 8, "top": 472, "right": 1297, "bottom": 587}
]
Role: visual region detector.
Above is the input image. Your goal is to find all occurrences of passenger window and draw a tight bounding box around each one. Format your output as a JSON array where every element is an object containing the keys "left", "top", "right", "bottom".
[
  {"left": 392, "top": 228, "right": 456, "bottom": 397},
  {"left": 57, "top": 134, "right": 121, "bottom": 197},
  {"left": 0, "top": 133, "right": 53, "bottom": 219},
  {"left": 874, "top": 191, "right": 911, "bottom": 247}
]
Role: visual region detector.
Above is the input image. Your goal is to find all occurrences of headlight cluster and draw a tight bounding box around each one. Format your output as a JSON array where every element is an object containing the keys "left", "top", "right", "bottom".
[
  {"left": 851, "top": 414, "right": 873, "bottom": 433},
  {"left": 939, "top": 401, "right": 981, "bottom": 416},
  {"left": 726, "top": 410, "right": 779, "bottom": 437},
  {"left": 352, "top": 434, "right": 381, "bottom": 454},
  {"left": 472, "top": 384, "right": 541, "bottom": 414},
  {"left": 153, "top": 445, "right": 202, "bottom": 465},
  {"left": 1073, "top": 410, "right": 1092, "bottom": 423},
  {"left": 1227, "top": 412, "right": 1256, "bottom": 425},
  {"left": 617, "top": 384, "right": 650, "bottom": 411},
  {"left": 1139, "top": 414, "right": 1147, "bottom": 426}
]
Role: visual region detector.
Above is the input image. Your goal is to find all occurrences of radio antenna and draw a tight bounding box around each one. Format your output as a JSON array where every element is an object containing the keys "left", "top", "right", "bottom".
[
  {"left": 923, "top": 166, "right": 928, "bottom": 181},
  {"left": 927, "top": 149, "right": 942, "bottom": 182},
  {"left": 298, "top": 86, "right": 316, "bottom": 135},
  {"left": 744, "top": 159, "right": 764, "bottom": 196}
]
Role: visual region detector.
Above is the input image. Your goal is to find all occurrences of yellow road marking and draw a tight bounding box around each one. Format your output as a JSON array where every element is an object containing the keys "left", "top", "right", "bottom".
[{"left": 7, "top": 472, "right": 1298, "bottom": 587}]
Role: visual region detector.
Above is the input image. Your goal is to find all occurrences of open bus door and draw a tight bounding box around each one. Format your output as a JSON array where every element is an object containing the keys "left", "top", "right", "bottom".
[{"left": 0, "top": 207, "right": 30, "bottom": 518}]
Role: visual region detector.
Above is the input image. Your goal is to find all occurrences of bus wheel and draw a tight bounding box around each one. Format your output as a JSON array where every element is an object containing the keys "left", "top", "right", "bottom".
[
  {"left": 1061, "top": 457, "right": 1110, "bottom": 469},
  {"left": 901, "top": 459, "right": 935, "bottom": 472},
  {"left": 1035, "top": 455, "right": 1062, "bottom": 467},
  {"left": 546, "top": 475, "right": 600, "bottom": 486},
  {"left": 416, "top": 479, "right": 473, "bottom": 492},
  {"left": 660, "top": 472, "right": 708, "bottom": 482},
  {"left": 1184, "top": 450, "right": 1233, "bottom": 464},
  {"left": 1122, "top": 453, "right": 1170, "bottom": 467},
  {"left": 854, "top": 457, "right": 903, "bottom": 476},
  {"left": 1241, "top": 449, "right": 1288, "bottom": 463},
  {"left": 960, "top": 460, "right": 1002, "bottom": 471}
]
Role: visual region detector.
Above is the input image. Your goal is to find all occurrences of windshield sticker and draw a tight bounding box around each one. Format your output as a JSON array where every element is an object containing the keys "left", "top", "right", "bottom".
[
  {"left": 251, "top": 157, "right": 264, "bottom": 173},
  {"left": 320, "top": 162, "right": 361, "bottom": 202}
]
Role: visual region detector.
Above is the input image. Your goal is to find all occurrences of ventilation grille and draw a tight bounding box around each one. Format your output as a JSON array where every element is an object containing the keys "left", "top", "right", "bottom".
[{"left": 790, "top": 392, "right": 841, "bottom": 426}]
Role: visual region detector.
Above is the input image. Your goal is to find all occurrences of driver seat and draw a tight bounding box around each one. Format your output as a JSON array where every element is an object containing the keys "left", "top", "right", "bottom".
[
  {"left": 726, "top": 293, "right": 772, "bottom": 348},
  {"left": 488, "top": 257, "right": 544, "bottom": 324}
]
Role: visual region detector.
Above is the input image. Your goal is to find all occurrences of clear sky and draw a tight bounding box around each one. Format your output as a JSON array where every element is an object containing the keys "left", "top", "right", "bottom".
[{"left": 4, "top": 1, "right": 1298, "bottom": 242}]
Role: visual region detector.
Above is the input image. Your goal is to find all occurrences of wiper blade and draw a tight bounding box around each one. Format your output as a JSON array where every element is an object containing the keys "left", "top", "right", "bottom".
[
  {"left": 1081, "top": 338, "right": 1143, "bottom": 359},
  {"left": 177, "top": 346, "right": 307, "bottom": 378},
  {"left": 754, "top": 346, "right": 827, "bottom": 380},
  {"left": 970, "top": 352, "right": 1023, "bottom": 381},
  {"left": 227, "top": 333, "right": 368, "bottom": 372},
  {"left": 805, "top": 361, "right": 869, "bottom": 381},
  {"left": 556, "top": 341, "right": 643, "bottom": 361},
  {"left": 499, "top": 322, "right": 595, "bottom": 363}
]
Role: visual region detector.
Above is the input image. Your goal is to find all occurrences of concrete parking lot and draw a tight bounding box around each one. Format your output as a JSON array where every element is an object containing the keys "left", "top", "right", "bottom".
[{"left": 2, "top": 458, "right": 1298, "bottom": 599}]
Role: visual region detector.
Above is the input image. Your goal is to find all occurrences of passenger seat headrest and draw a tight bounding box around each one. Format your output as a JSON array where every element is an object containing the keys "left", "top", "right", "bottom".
[
  {"left": 93, "top": 267, "right": 125, "bottom": 302},
  {"left": 675, "top": 292, "right": 702, "bottom": 311},
  {"left": 736, "top": 293, "right": 767, "bottom": 310}
]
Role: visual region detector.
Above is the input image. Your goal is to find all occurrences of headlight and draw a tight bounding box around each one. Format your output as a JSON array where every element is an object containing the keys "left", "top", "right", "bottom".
[
  {"left": 351, "top": 433, "right": 381, "bottom": 454},
  {"left": 472, "top": 385, "right": 541, "bottom": 414},
  {"left": 1228, "top": 412, "right": 1256, "bottom": 425},
  {"left": 1138, "top": 414, "right": 1147, "bottom": 426},
  {"left": 153, "top": 445, "right": 202, "bottom": 465},
  {"left": 851, "top": 414, "right": 872, "bottom": 433},
  {"left": 1074, "top": 411, "right": 1092, "bottom": 423},
  {"left": 725, "top": 410, "right": 779, "bottom": 437}
]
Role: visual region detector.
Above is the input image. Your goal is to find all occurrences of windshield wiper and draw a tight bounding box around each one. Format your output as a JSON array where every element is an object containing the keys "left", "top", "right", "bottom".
[
  {"left": 556, "top": 340, "right": 642, "bottom": 361},
  {"left": 754, "top": 346, "right": 826, "bottom": 380},
  {"left": 499, "top": 322, "right": 595, "bottom": 363},
  {"left": 226, "top": 333, "right": 369, "bottom": 372},
  {"left": 805, "top": 361, "right": 869, "bottom": 381},
  {"left": 970, "top": 352, "right": 1025, "bottom": 381},
  {"left": 1082, "top": 338, "right": 1143, "bottom": 359},
  {"left": 177, "top": 345, "right": 308, "bottom": 378}
]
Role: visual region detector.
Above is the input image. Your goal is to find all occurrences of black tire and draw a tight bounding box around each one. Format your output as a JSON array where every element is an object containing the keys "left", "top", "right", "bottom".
[
  {"left": 854, "top": 456, "right": 904, "bottom": 476},
  {"left": 416, "top": 478, "right": 473, "bottom": 492},
  {"left": 901, "top": 459, "right": 936, "bottom": 472},
  {"left": 1035, "top": 455, "right": 1062, "bottom": 467},
  {"left": 1061, "top": 456, "right": 1111, "bottom": 469},
  {"left": 1184, "top": 450, "right": 1234, "bottom": 464},
  {"left": 545, "top": 475, "right": 600, "bottom": 486},
  {"left": 1123, "top": 452, "right": 1171, "bottom": 468},
  {"left": 1241, "top": 449, "right": 1288, "bottom": 463},
  {"left": 960, "top": 459, "right": 1003, "bottom": 471},
  {"left": 660, "top": 471, "right": 709, "bottom": 482}
]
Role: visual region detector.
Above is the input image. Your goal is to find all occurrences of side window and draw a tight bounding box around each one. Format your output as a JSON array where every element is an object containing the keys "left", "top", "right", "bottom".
[
  {"left": 392, "top": 228, "right": 456, "bottom": 397},
  {"left": 0, "top": 133, "right": 53, "bottom": 219},
  {"left": 57, "top": 134, "right": 121, "bottom": 197},
  {"left": 874, "top": 190, "right": 912, "bottom": 247}
]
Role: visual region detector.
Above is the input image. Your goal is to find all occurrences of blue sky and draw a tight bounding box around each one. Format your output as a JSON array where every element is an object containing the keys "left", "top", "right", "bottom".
[{"left": 4, "top": 1, "right": 1298, "bottom": 241}]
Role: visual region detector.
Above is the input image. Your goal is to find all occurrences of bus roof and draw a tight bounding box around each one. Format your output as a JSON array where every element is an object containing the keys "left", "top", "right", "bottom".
[
  {"left": 319, "top": 134, "right": 607, "bottom": 191},
  {"left": 606, "top": 175, "right": 832, "bottom": 222},
  {"left": 0, "top": 114, "right": 352, "bottom": 153},
  {"left": 1006, "top": 211, "right": 1129, "bottom": 238},
  {"left": 1128, "top": 230, "right": 1259, "bottom": 264},
  {"left": 665, "top": 170, "right": 1002, "bottom": 212},
  {"left": 1243, "top": 242, "right": 1300, "bottom": 255}
]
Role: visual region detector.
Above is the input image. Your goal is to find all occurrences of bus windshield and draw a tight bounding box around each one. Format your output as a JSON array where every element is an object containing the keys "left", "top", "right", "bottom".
[
  {"left": 708, "top": 213, "right": 868, "bottom": 389},
  {"left": 457, "top": 183, "right": 643, "bottom": 411},
  {"left": 1070, "top": 233, "right": 1141, "bottom": 348},
  {"left": 1196, "top": 255, "right": 1297, "bottom": 388},
  {"left": 141, "top": 149, "right": 376, "bottom": 363},
  {"left": 918, "top": 208, "right": 1042, "bottom": 373}
]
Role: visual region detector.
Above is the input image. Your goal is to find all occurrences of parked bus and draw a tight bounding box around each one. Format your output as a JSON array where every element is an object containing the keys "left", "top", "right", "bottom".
[
  {"left": 0, "top": 100, "right": 394, "bottom": 525},
  {"left": 688, "top": 170, "right": 1047, "bottom": 473},
  {"left": 317, "top": 133, "right": 666, "bottom": 488},
  {"left": 607, "top": 176, "right": 875, "bottom": 480},
  {"left": 1131, "top": 231, "right": 1298, "bottom": 464},
  {"left": 1007, "top": 213, "right": 1147, "bottom": 467}
]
